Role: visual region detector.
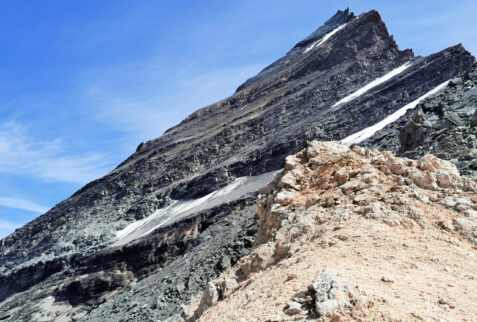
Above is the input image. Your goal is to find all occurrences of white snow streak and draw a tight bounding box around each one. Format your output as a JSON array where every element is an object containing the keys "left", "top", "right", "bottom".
[
  {"left": 304, "top": 23, "right": 348, "bottom": 53},
  {"left": 340, "top": 81, "right": 449, "bottom": 146},
  {"left": 114, "top": 171, "right": 279, "bottom": 246},
  {"left": 332, "top": 62, "right": 413, "bottom": 108}
]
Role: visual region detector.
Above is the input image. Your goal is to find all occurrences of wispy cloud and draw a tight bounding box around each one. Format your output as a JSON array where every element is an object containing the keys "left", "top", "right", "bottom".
[
  {"left": 0, "top": 197, "right": 49, "bottom": 213},
  {"left": 0, "top": 122, "right": 113, "bottom": 184},
  {"left": 0, "top": 220, "right": 18, "bottom": 239},
  {"left": 0, "top": 220, "right": 17, "bottom": 231},
  {"left": 82, "top": 62, "right": 265, "bottom": 141}
]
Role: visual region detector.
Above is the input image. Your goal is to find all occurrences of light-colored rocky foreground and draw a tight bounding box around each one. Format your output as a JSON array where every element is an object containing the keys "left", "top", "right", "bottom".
[{"left": 169, "top": 141, "right": 477, "bottom": 321}]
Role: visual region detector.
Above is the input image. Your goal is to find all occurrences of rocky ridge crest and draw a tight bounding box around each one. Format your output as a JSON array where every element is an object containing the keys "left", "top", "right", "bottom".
[{"left": 182, "top": 141, "right": 477, "bottom": 321}]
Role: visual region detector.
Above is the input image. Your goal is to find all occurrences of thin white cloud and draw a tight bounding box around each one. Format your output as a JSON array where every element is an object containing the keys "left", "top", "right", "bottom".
[
  {"left": 0, "top": 197, "right": 49, "bottom": 213},
  {"left": 0, "top": 122, "right": 113, "bottom": 184},
  {"left": 82, "top": 63, "right": 266, "bottom": 141},
  {"left": 0, "top": 220, "right": 17, "bottom": 231},
  {"left": 0, "top": 220, "right": 18, "bottom": 239}
]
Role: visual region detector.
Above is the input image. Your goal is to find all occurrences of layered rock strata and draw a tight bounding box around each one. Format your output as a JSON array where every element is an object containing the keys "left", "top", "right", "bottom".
[{"left": 362, "top": 63, "right": 477, "bottom": 177}]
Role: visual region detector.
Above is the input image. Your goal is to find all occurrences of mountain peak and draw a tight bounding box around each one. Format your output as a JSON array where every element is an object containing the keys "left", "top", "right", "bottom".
[
  {"left": 293, "top": 8, "right": 355, "bottom": 49},
  {"left": 236, "top": 8, "right": 410, "bottom": 92}
]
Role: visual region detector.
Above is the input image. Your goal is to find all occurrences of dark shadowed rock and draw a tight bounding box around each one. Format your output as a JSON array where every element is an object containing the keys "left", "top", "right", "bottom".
[
  {"left": 399, "top": 107, "right": 432, "bottom": 152},
  {"left": 362, "top": 62, "right": 477, "bottom": 177}
]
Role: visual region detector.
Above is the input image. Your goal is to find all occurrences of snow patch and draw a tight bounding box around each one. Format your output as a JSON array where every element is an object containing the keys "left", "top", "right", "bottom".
[
  {"left": 340, "top": 81, "right": 449, "bottom": 146},
  {"left": 114, "top": 171, "right": 279, "bottom": 246},
  {"left": 332, "top": 62, "right": 413, "bottom": 108},
  {"left": 304, "top": 23, "right": 348, "bottom": 53}
]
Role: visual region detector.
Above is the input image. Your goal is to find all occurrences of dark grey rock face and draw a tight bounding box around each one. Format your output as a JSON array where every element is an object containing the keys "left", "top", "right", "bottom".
[
  {"left": 0, "top": 8, "right": 475, "bottom": 321},
  {"left": 294, "top": 8, "right": 355, "bottom": 49},
  {"left": 362, "top": 63, "right": 477, "bottom": 177},
  {"left": 82, "top": 196, "right": 259, "bottom": 321}
]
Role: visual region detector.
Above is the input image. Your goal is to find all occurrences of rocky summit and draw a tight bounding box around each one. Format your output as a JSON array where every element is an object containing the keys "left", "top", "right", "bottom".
[{"left": 0, "top": 8, "right": 476, "bottom": 322}]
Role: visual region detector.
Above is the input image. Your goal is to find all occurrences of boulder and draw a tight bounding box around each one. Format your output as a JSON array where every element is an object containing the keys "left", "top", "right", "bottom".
[{"left": 313, "top": 271, "right": 356, "bottom": 317}]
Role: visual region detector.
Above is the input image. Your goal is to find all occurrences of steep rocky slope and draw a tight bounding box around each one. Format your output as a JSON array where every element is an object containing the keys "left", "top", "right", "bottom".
[
  {"left": 185, "top": 141, "right": 477, "bottom": 321},
  {"left": 361, "top": 63, "right": 477, "bottom": 177},
  {"left": 0, "top": 8, "right": 475, "bottom": 321}
]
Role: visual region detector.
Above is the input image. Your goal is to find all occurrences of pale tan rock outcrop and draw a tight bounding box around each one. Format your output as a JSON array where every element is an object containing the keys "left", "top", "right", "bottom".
[{"left": 178, "top": 141, "right": 477, "bottom": 321}]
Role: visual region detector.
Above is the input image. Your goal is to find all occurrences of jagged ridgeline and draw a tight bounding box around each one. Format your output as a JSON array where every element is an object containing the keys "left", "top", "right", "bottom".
[{"left": 0, "top": 8, "right": 475, "bottom": 321}]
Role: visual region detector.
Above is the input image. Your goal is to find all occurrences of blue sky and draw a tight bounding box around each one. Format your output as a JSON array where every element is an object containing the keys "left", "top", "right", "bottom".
[{"left": 1, "top": 0, "right": 476, "bottom": 238}]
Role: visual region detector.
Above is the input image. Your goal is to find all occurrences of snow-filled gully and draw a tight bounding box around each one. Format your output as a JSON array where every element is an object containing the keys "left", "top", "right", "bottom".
[
  {"left": 332, "top": 62, "right": 413, "bottom": 108},
  {"left": 304, "top": 23, "right": 349, "bottom": 53},
  {"left": 113, "top": 170, "right": 279, "bottom": 246},
  {"left": 340, "top": 81, "right": 449, "bottom": 146}
]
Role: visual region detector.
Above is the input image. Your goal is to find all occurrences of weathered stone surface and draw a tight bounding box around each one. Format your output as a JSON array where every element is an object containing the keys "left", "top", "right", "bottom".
[
  {"left": 217, "top": 278, "right": 239, "bottom": 298},
  {"left": 284, "top": 272, "right": 357, "bottom": 319},
  {"left": 284, "top": 301, "right": 306, "bottom": 315},
  {"left": 193, "top": 141, "right": 477, "bottom": 321},
  {"left": 255, "top": 141, "right": 477, "bottom": 247},
  {"left": 313, "top": 271, "right": 355, "bottom": 317}
]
